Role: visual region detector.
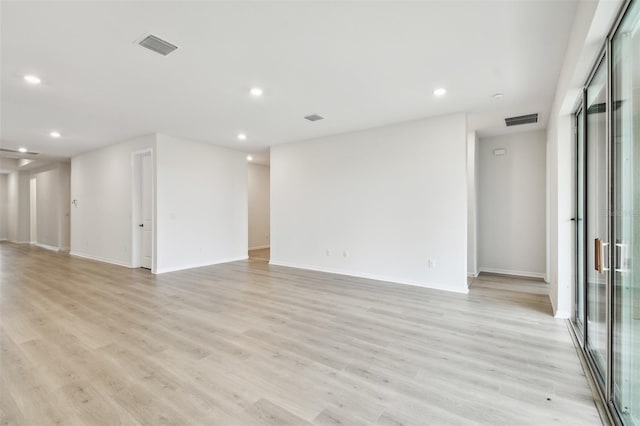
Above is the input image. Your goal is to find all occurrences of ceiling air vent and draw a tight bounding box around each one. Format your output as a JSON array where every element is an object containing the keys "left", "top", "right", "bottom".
[
  {"left": 138, "top": 34, "right": 178, "bottom": 56},
  {"left": 505, "top": 113, "right": 538, "bottom": 127},
  {"left": 304, "top": 114, "right": 324, "bottom": 122},
  {"left": 0, "top": 148, "right": 39, "bottom": 155}
]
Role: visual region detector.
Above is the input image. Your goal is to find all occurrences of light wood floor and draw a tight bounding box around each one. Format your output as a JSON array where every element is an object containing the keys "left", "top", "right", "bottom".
[{"left": 0, "top": 242, "right": 601, "bottom": 426}]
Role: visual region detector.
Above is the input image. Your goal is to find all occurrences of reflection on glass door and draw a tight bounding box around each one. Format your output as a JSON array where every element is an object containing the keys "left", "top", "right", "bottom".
[
  {"left": 612, "top": 2, "right": 640, "bottom": 423},
  {"left": 585, "top": 57, "right": 609, "bottom": 381}
]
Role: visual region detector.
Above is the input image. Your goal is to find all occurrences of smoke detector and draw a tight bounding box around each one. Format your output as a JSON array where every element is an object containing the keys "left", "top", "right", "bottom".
[{"left": 304, "top": 114, "right": 324, "bottom": 122}]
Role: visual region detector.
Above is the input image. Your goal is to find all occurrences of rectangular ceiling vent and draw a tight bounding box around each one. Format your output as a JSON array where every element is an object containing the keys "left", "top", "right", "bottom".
[
  {"left": 304, "top": 114, "right": 324, "bottom": 122},
  {"left": 505, "top": 113, "right": 538, "bottom": 127},
  {"left": 138, "top": 34, "right": 178, "bottom": 56},
  {"left": 0, "top": 148, "right": 39, "bottom": 155}
]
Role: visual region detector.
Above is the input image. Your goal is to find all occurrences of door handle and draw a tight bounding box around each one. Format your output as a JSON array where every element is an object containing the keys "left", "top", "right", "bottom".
[
  {"left": 595, "top": 238, "right": 602, "bottom": 273},
  {"left": 615, "top": 242, "right": 628, "bottom": 272},
  {"left": 139, "top": 224, "right": 144, "bottom": 228},
  {"left": 594, "top": 238, "right": 609, "bottom": 273}
]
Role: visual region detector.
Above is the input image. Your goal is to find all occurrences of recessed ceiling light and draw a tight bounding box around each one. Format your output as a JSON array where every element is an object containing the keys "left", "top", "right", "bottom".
[
  {"left": 24, "top": 75, "right": 41, "bottom": 85},
  {"left": 247, "top": 155, "right": 253, "bottom": 161},
  {"left": 433, "top": 88, "right": 447, "bottom": 97},
  {"left": 50, "top": 131, "right": 61, "bottom": 138},
  {"left": 18, "top": 147, "right": 28, "bottom": 153},
  {"left": 492, "top": 93, "right": 505, "bottom": 99},
  {"left": 237, "top": 133, "right": 247, "bottom": 141},
  {"left": 250, "top": 87, "right": 263, "bottom": 97}
]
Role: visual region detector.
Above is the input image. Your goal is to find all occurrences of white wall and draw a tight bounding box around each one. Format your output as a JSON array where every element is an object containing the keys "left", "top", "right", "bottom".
[
  {"left": 7, "top": 171, "right": 30, "bottom": 243},
  {"left": 0, "top": 174, "right": 8, "bottom": 240},
  {"left": 155, "top": 134, "right": 248, "bottom": 273},
  {"left": 477, "top": 130, "right": 547, "bottom": 278},
  {"left": 467, "top": 131, "right": 478, "bottom": 277},
  {"left": 58, "top": 162, "right": 71, "bottom": 250},
  {"left": 271, "top": 113, "right": 468, "bottom": 293},
  {"left": 35, "top": 168, "right": 59, "bottom": 248},
  {"left": 248, "top": 163, "right": 270, "bottom": 250},
  {"left": 71, "top": 134, "right": 156, "bottom": 267},
  {"left": 29, "top": 162, "right": 71, "bottom": 250}
]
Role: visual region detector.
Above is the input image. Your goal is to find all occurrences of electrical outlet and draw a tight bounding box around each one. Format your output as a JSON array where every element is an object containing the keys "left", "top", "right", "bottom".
[
  {"left": 428, "top": 259, "right": 436, "bottom": 269},
  {"left": 343, "top": 250, "right": 349, "bottom": 258}
]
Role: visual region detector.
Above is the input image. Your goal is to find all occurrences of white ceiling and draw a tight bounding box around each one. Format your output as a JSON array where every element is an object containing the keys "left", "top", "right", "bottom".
[{"left": 1, "top": 1, "right": 578, "bottom": 161}]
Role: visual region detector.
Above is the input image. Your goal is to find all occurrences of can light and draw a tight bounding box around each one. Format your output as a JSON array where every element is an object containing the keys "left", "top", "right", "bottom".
[
  {"left": 433, "top": 87, "right": 447, "bottom": 97},
  {"left": 24, "top": 75, "right": 41, "bottom": 85}
]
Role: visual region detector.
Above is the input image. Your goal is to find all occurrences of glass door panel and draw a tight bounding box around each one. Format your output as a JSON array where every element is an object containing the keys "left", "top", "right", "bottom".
[
  {"left": 612, "top": 2, "right": 640, "bottom": 423},
  {"left": 586, "top": 58, "right": 609, "bottom": 381},
  {"left": 577, "top": 108, "right": 586, "bottom": 331}
]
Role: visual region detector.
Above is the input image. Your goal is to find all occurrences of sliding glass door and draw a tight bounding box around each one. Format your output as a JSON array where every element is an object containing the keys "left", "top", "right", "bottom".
[
  {"left": 577, "top": 107, "right": 585, "bottom": 332},
  {"left": 585, "top": 57, "right": 609, "bottom": 381},
  {"left": 612, "top": 3, "right": 640, "bottom": 423},
  {"left": 575, "top": 1, "right": 640, "bottom": 424}
]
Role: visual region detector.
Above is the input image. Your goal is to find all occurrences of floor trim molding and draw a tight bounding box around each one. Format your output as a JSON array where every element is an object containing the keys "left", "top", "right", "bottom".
[
  {"left": 35, "top": 243, "right": 60, "bottom": 252},
  {"left": 270, "top": 260, "right": 469, "bottom": 294},
  {"left": 478, "top": 267, "right": 545, "bottom": 280},
  {"left": 69, "top": 251, "right": 133, "bottom": 268},
  {"left": 155, "top": 256, "right": 249, "bottom": 274}
]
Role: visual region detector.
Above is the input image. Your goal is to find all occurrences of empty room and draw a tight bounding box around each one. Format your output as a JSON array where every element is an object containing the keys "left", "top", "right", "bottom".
[{"left": 0, "top": 1, "right": 638, "bottom": 425}]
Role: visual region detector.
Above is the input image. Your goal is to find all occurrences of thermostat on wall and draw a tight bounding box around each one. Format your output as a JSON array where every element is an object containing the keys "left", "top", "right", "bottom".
[{"left": 493, "top": 148, "right": 506, "bottom": 156}]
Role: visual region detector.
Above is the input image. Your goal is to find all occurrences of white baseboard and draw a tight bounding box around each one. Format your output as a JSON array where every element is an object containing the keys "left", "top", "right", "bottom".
[
  {"left": 35, "top": 243, "right": 59, "bottom": 252},
  {"left": 478, "top": 267, "right": 545, "bottom": 280},
  {"left": 248, "top": 245, "right": 270, "bottom": 251},
  {"left": 269, "top": 260, "right": 469, "bottom": 294},
  {"left": 155, "top": 256, "right": 249, "bottom": 274},
  {"left": 467, "top": 272, "right": 479, "bottom": 278},
  {"left": 9, "top": 240, "right": 30, "bottom": 244},
  {"left": 70, "top": 251, "right": 133, "bottom": 268}
]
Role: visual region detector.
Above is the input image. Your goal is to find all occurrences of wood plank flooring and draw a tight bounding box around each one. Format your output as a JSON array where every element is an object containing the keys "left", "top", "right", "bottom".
[{"left": 0, "top": 242, "right": 601, "bottom": 425}]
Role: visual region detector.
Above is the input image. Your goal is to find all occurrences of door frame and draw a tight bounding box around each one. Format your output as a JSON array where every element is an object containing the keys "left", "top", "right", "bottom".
[{"left": 131, "top": 148, "right": 155, "bottom": 273}]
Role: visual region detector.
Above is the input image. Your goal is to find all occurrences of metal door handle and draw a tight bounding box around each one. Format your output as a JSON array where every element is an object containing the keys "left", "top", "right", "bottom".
[
  {"left": 594, "top": 238, "right": 609, "bottom": 273},
  {"left": 602, "top": 242, "right": 610, "bottom": 272},
  {"left": 139, "top": 224, "right": 144, "bottom": 228},
  {"left": 615, "top": 242, "right": 628, "bottom": 272}
]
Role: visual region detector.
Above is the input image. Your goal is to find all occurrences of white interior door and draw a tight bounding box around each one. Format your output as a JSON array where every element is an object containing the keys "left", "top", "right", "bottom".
[{"left": 140, "top": 154, "right": 152, "bottom": 269}]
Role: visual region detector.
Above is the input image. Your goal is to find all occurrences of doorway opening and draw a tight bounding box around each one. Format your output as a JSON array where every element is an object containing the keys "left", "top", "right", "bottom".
[
  {"left": 247, "top": 158, "right": 270, "bottom": 262},
  {"left": 132, "top": 149, "right": 154, "bottom": 271}
]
